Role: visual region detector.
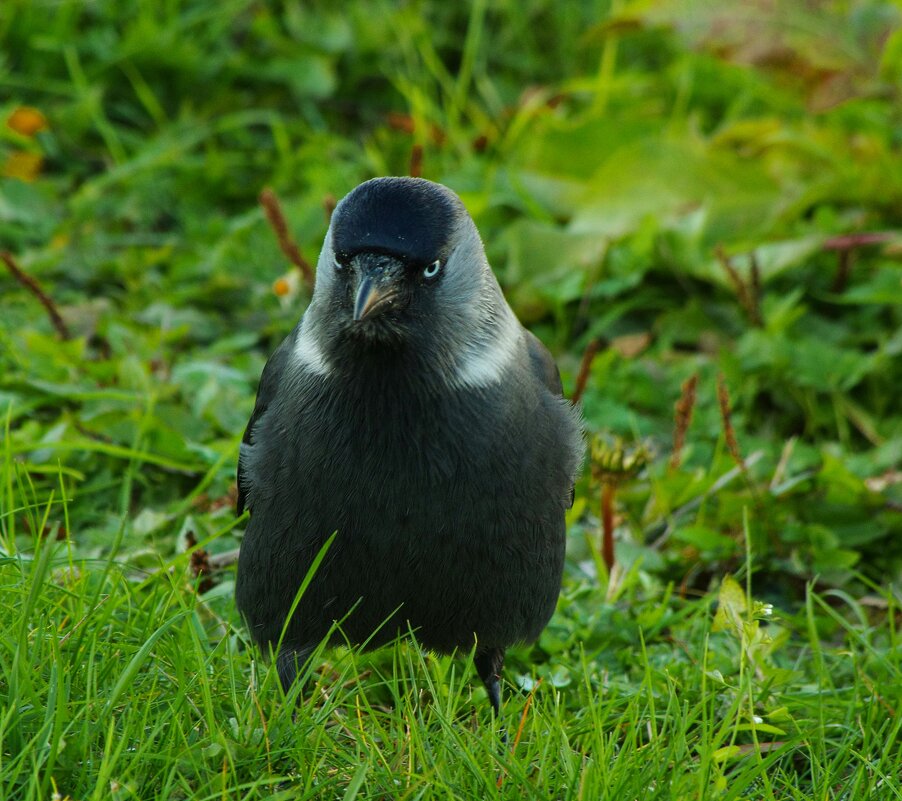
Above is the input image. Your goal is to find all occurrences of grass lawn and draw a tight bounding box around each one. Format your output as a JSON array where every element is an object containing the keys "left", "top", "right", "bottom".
[{"left": 2, "top": 1, "right": 901, "bottom": 798}]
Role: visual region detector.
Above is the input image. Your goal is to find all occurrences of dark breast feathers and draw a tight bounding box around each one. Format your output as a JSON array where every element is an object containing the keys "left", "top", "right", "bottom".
[{"left": 236, "top": 324, "right": 581, "bottom": 657}]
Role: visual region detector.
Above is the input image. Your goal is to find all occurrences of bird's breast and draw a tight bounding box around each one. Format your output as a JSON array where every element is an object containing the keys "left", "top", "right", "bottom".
[{"left": 239, "top": 364, "right": 576, "bottom": 651}]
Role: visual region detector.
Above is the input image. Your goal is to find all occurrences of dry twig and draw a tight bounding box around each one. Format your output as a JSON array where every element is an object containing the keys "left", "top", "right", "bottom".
[
  {"left": 259, "top": 188, "right": 315, "bottom": 291},
  {"left": 823, "top": 232, "right": 892, "bottom": 293},
  {"left": 715, "top": 245, "right": 762, "bottom": 327},
  {"left": 571, "top": 339, "right": 600, "bottom": 404},
  {"left": 497, "top": 678, "right": 542, "bottom": 789},
  {"left": 600, "top": 484, "right": 616, "bottom": 571},
  {"left": 409, "top": 143, "right": 424, "bottom": 178},
  {"left": 2, "top": 251, "right": 71, "bottom": 340},
  {"left": 716, "top": 373, "right": 746, "bottom": 473},
  {"left": 670, "top": 373, "right": 698, "bottom": 470}
]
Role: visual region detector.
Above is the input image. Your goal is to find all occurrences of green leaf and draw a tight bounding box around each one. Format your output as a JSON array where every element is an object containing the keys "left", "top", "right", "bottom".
[
  {"left": 712, "top": 575, "right": 747, "bottom": 635},
  {"left": 569, "top": 136, "right": 779, "bottom": 244}
]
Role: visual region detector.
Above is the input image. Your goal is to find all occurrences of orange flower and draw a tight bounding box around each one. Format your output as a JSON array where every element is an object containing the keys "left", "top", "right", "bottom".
[{"left": 7, "top": 106, "right": 49, "bottom": 137}]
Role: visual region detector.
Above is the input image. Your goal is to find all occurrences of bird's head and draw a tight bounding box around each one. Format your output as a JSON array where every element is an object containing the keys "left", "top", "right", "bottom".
[
  {"left": 313, "top": 177, "right": 480, "bottom": 341},
  {"left": 300, "top": 177, "right": 520, "bottom": 388}
]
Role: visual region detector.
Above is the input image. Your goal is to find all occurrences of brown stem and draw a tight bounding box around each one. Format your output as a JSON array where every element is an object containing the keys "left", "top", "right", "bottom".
[
  {"left": 258, "top": 188, "right": 315, "bottom": 291},
  {"left": 571, "top": 338, "right": 601, "bottom": 404},
  {"left": 670, "top": 373, "right": 698, "bottom": 470},
  {"left": 825, "top": 231, "right": 893, "bottom": 293},
  {"left": 716, "top": 373, "right": 746, "bottom": 474},
  {"left": 749, "top": 251, "right": 761, "bottom": 320},
  {"left": 409, "top": 143, "right": 423, "bottom": 178},
  {"left": 824, "top": 232, "right": 892, "bottom": 250},
  {"left": 2, "top": 251, "right": 71, "bottom": 340},
  {"left": 830, "top": 249, "right": 853, "bottom": 293},
  {"left": 323, "top": 193, "right": 336, "bottom": 223},
  {"left": 496, "top": 678, "right": 542, "bottom": 789},
  {"left": 601, "top": 483, "right": 616, "bottom": 572},
  {"left": 386, "top": 112, "right": 415, "bottom": 134},
  {"left": 715, "top": 245, "right": 762, "bottom": 327}
]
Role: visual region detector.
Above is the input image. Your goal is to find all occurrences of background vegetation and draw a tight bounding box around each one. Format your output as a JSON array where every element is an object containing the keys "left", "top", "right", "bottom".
[{"left": 2, "top": 0, "right": 901, "bottom": 798}]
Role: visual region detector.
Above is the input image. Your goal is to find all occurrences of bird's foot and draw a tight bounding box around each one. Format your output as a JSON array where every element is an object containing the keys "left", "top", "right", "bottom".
[{"left": 474, "top": 646, "right": 505, "bottom": 718}]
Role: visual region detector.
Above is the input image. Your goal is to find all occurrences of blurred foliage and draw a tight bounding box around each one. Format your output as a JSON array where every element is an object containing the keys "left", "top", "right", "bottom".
[{"left": 2, "top": 0, "right": 901, "bottom": 655}]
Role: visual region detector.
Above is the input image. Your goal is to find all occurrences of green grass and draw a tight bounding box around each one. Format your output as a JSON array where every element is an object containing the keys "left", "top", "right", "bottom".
[
  {"left": 3, "top": 507, "right": 900, "bottom": 799},
  {"left": 2, "top": 0, "right": 902, "bottom": 798}
]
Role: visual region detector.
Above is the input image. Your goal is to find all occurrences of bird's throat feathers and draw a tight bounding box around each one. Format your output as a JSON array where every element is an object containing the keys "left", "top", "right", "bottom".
[{"left": 292, "top": 301, "right": 522, "bottom": 393}]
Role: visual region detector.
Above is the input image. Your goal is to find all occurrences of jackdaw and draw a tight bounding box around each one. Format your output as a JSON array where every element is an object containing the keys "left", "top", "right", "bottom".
[{"left": 236, "top": 177, "right": 583, "bottom": 715}]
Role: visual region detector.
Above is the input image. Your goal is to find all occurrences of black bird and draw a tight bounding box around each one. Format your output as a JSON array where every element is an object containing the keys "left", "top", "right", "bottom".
[{"left": 236, "top": 177, "right": 583, "bottom": 715}]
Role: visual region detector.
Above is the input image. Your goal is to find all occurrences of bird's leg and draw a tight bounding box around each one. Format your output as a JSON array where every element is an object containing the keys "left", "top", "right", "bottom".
[
  {"left": 276, "top": 645, "right": 314, "bottom": 697},
  {"left": 474, "top": 647, "right": 505, "bottom": 717}
]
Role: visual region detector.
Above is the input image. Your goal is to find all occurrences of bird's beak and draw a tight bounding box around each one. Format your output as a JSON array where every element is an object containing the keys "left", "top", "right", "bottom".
[
  {"left": 352, "top": 254, "right": 405, "bottom": 322},
  {"left": 353, "top": 276, "right": 399, "bottom": 322}
]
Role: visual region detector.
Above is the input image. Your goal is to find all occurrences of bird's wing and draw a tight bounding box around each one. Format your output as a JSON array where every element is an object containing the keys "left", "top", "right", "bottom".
[
  {"left": 237, "top": 329, "right": 295, "bottom": 515},
  {"left": 525, "top": 329, "right": 564, "bottom": 397},
  {"left": 525, "top": 330, "right": 576, "bottom": 508}
]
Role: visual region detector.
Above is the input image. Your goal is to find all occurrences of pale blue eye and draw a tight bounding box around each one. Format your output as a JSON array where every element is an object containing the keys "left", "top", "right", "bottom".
[{"left": 424, "top": 260, "right": 441, "bottom": 279}]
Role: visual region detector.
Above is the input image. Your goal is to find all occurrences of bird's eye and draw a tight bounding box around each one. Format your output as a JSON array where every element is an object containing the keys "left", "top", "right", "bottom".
[
  {"left": 423, "top": 260, "right": 442, "bottom": 280},
  {"left": 333, "top": 254, "right": 344, "bottom": 271}
]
